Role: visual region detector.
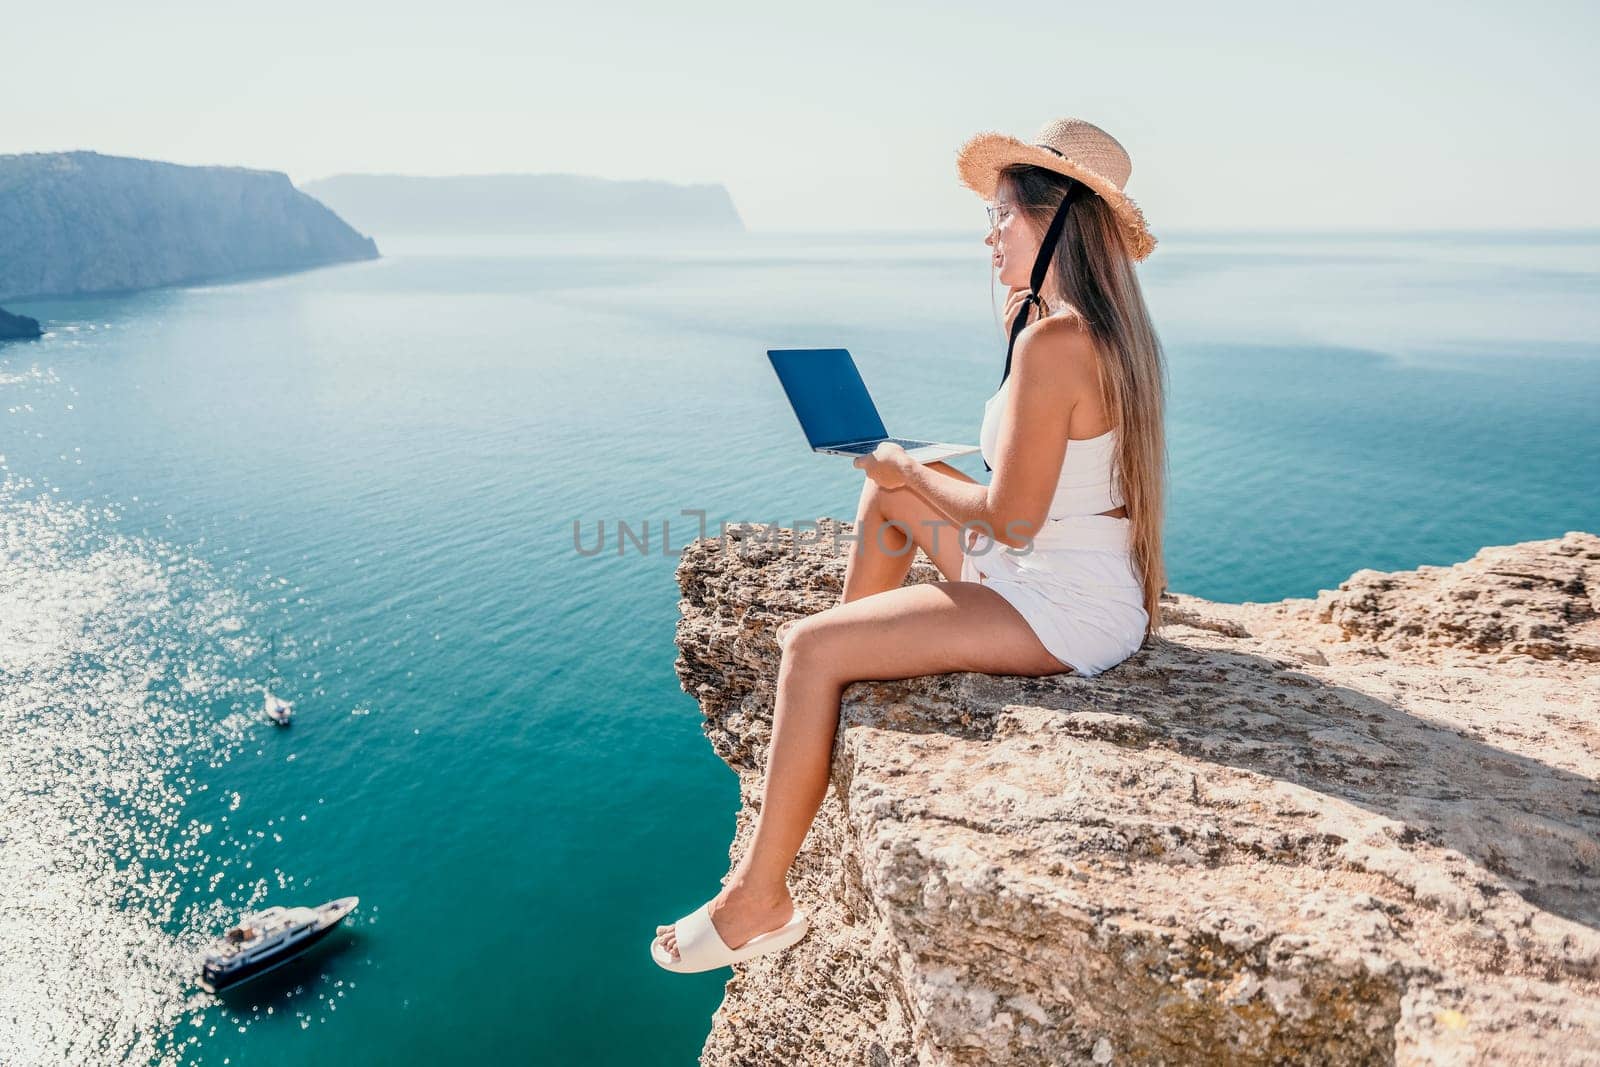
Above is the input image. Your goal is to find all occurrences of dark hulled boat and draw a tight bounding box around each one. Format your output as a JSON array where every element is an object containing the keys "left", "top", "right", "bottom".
[{"left": 198, "top": 896, "right": 358, "bottom": 993}]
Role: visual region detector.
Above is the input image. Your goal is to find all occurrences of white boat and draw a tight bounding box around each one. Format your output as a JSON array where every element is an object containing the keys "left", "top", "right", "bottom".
[
  {"left": 198, "top": 896, "right": 359, "bottom": 993},
  {"left": 262, "top": 634, "right": 293, "bottom": 726},
  {"left": 264, "top": 690, "right": 293, "bottom": 726}
]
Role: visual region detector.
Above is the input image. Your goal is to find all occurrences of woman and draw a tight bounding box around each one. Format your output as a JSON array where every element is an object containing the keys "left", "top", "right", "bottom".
[{"left": 652, "top": 117, "right": 1168, "bottom": 973}]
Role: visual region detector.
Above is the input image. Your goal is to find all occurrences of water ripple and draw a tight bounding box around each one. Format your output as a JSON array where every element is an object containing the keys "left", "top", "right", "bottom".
[{"left": 0, "top": 474, "right": 312, "bottom": 1066}]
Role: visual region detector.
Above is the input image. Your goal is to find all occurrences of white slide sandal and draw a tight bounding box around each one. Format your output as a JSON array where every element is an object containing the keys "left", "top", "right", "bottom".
[{"left": 650, "top": 900, "right": 810, "bottom": 974}]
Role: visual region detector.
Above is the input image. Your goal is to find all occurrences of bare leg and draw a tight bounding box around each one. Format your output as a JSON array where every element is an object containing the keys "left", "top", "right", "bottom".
[
  {"left": 656, "top": 464, "right": 990, "bottom": 961},
  {"left": 654, "top": 642, "right": 845, "bottom": 958},
  {"left": 841, "top": 460, "right": 977, "bottom": 603},
  {"left": 653, "top": 635, "right": 841, "bottom": 957},
  {"left": 656, "top": 577, "right": 1070, "bottom": 961}
]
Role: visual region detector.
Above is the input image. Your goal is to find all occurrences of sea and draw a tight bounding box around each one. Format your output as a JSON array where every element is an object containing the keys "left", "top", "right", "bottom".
[{"left": 1, "top": 228, "right": 1597, "bottom": 1066}]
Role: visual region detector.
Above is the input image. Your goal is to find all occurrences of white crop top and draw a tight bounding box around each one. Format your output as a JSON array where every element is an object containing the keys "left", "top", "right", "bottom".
[{"left": 979, "top": 376, "right": 1125, "bottom": 518}]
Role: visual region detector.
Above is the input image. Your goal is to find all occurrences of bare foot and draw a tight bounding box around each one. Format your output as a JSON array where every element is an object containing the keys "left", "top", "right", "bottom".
[{"left": 655, "top": 880, "right": 794, "bottom": 963}]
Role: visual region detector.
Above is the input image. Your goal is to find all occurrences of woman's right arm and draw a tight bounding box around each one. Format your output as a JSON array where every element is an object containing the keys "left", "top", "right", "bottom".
[{"left": 924, "top": 460, "right": 979, "bottom": 485}]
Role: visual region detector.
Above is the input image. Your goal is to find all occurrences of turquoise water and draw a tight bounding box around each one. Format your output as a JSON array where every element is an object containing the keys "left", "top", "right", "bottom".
[{"left": 1, "top": 230, "right": 1597, "bottom": 1065}]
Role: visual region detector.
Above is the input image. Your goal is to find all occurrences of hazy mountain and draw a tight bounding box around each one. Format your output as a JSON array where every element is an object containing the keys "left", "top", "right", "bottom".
[
  {"left": 0, "top": 151, "right": 379, "bottom": 301},
  {"left": 299, "top": 172, "right": 744, "bottom": 238}
]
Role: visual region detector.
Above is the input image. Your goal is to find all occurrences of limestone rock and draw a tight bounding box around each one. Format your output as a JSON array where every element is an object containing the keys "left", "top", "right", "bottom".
[
  {"left": 1303, "top": 533, "right": 1600, "bottom": 663},
  {"left": 674, "top": 524, "right": 1600, "bottom": 1065}
]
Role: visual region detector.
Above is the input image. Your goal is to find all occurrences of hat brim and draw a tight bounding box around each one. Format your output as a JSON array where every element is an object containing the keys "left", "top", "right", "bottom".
[{"left": 956, "top": 131, "right": 1157, "bottom": 261}]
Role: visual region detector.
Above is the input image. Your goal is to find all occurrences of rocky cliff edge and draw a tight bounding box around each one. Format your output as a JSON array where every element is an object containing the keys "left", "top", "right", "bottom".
[
  {"left": 673, "top": 522, "right": 1600, "bottom": 1065},
  {"left": 0, "top": 150, "right": 379, "bottom": 301}
]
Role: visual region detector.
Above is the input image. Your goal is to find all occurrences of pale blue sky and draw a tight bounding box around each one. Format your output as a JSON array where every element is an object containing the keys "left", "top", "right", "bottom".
[{"left": 7, "top": 0, "right": 1596, "bottom": 232}]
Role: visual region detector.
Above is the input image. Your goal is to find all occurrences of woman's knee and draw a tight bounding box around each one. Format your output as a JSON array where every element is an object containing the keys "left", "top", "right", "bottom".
[
  {"left": 783, "top": 612, "right": 848, "bottom": 669},
  {"left": 783, "top": 615, "right": 824, "bottom": 658},
  {"left": 860, "top": 485, "right": 915, "bottom": 548},
  {"left": 857, "top": 476, "right": 912, "bottom": 517}
]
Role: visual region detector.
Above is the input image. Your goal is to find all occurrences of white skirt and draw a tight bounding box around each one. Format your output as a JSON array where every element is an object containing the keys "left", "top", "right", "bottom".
[{"left": 959, "top": 514, "right": 1148, "bottom": 677}]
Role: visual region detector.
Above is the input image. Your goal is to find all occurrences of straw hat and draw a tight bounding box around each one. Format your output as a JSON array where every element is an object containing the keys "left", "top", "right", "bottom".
[{"left": 956, "top": 117, "right": 1156, "bottom": 261}]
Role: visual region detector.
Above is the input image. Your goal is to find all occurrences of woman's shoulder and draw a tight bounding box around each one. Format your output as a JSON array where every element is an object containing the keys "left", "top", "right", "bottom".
[{"left": 1012, "top": 308, "right": 1097, "bottom": 383}]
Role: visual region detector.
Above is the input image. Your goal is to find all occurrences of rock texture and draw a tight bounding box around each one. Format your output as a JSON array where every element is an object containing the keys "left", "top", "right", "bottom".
[
  {"left": 0, "top": 151, "right": 379, "bottom": 301},
  {"left": 0, "top": 305, "right": 41, "bottom": 340},
  {"left": 673, "top": 521, "right": 1600, "bottom": 1065}
]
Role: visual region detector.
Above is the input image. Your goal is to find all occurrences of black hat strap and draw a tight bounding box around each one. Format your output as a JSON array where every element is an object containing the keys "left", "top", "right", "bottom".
[
  {"left": 1000, "top": 181, "right": 1079, "bottom": 387},
  {"left": 984, "top": 180, "right": 1080, "bottom": 473}
]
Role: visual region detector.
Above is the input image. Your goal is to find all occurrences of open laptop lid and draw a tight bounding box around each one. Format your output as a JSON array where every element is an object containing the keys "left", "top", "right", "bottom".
[{"left": 766, "top": 348, "right": 888, "bottom": 449}]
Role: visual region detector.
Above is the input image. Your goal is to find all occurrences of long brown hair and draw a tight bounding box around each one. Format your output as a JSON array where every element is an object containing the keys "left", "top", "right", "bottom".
[{"left": 994, "top": 164, "right": 1169, "bottom": 636}]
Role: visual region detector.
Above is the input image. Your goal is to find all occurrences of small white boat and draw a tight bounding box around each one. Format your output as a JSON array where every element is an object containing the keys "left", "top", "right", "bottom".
[
  {"left": 264, "top": 690, "right": 294, "bottom": 726},
  {"left": 199, "top": 896, "right": 359, "bottom": 993}
]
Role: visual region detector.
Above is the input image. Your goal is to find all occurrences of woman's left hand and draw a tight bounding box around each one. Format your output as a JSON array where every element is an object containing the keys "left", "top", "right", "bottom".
[{"left": 853, "top": 442, "right": 913, "bottom": 489}]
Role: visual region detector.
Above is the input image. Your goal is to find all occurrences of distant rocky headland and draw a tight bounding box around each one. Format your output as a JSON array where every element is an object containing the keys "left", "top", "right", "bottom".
[
  {"left": 0, "top": 151, "right": 379, "bottom": 302},
  {"left": 300, "top": 172, "right": 744, "bottom": 238},
  {"left": 0, "top": 305, "right": 41, "bottom": 340},
  {"left": 676, "top": 524, "right": 1600, "bottom": 1064}
]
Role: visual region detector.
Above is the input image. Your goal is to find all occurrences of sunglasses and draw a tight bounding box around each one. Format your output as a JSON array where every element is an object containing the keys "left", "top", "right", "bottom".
[{"left": 985, "top": 202, "right": 1014, "bottom": 229}]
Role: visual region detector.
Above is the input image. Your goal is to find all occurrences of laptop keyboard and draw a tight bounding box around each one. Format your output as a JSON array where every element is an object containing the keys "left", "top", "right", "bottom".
[{"left": 830, "top": 438, "right": 934, "bottom": 454}]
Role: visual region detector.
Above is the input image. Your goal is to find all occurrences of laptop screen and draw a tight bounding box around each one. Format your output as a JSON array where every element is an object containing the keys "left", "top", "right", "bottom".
[{"left": 766, "top": 348, "right": 887, "bottom": 449}]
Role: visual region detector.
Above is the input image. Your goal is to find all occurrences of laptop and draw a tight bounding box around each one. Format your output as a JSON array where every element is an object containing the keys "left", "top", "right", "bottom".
[{"left": 766, "top": 348, "right": 981, "bottom": 464}]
